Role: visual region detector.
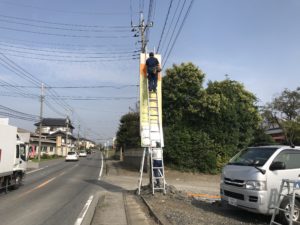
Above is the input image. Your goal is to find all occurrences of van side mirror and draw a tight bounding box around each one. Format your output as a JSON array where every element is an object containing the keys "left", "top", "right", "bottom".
[{"left": 270, "top": 161, "right": 286, "bottom": 171}]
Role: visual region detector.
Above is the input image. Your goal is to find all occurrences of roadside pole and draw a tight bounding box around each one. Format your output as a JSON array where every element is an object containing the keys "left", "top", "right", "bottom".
[{"left": 38, "top": 83, "right": 44, "bottom": 162}]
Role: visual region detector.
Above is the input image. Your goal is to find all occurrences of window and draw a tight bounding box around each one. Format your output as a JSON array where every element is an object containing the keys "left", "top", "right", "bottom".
[
  {"left": 16, "top": 145, "right": 19, "bottom": 158},
  {"left": 272, "top": 150, "right": 300, "bottom": 169},
  {"left": 229, "top": 147, "right": 278, "bottom": 167},
  {"left": 50, "top": 147, "right": 54, "bottom": 152},
  {"left": 20, "top": 144, "right": 26, "bottom": 161}
]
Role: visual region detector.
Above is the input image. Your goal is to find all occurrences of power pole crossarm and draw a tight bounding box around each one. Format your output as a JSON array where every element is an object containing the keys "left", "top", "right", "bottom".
[{"left": 132, "top": 12, "right": 153, "bottom": 53}]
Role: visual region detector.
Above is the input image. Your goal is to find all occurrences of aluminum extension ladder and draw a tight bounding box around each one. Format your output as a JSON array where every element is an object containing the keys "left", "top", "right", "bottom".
[
  {"left": 138, "top": 90, "right": 166, "bottom": 195},
  {"left": 270, "top": 179, "right": 300, "bottom": 225}
]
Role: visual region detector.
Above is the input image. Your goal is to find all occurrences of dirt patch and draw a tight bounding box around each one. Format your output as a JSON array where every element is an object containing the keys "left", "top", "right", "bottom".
[{"left": 139, "top": 185, "right": 270, "bottom": 225}]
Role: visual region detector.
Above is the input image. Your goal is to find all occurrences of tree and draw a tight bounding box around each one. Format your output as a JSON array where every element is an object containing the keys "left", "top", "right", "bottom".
[
  {"left": 263, "top": 87, "right": 300, "bottom": 145},
  {"left": 204, "top": 79, "right": 261, "bottom": 153},
  {"left": 116, "top": 112, "right": 140, "bottom": 149},
  {"left": 162, "top": 63, "right": 261, "bottom": 172},
  {"left": 162, "top": 62, "right": 206, "bottom": 126}
]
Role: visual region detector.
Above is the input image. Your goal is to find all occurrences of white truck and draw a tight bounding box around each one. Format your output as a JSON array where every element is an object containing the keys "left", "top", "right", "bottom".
[{"left": 0, "top": 118, "right": 27, "bottom": 191}]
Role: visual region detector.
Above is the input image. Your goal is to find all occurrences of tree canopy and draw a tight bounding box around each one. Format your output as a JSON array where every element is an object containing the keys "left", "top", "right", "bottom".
[
  {"left": 162, "top": 63, "right": 261, "bottom": 172},
  {"left": 262, "top": 87, "right": 300, "bottom": 145},
  {"left": 116, "top": 112, "right": 140, "bottom": 149}
]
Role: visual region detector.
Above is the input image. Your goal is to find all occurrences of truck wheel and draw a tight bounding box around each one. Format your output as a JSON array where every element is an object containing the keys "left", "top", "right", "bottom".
[
  {"left": 279, "top": 197, "right": 300, "bottom": 225},
  {"left": 12, "top": 174, "right": 22, "bottom": 190}
]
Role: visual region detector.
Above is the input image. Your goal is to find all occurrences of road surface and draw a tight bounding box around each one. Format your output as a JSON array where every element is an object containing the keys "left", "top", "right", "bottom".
[{"left": 0, "top": 152, "right": 103, "bottom": 225}]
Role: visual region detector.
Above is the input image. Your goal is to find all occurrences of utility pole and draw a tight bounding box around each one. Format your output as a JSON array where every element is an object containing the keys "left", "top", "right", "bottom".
[
  {"left": 77, "top": 124, "right": 80, "bottom": 151},
  {"left": 66, "top": 116, "right": 69, "bottom": 154},
  {"left": 132, "top": 12, "right": 153, "bottom": 53},
  {"left": 38, "top": 83, "right": 44, "bottom": 162}
]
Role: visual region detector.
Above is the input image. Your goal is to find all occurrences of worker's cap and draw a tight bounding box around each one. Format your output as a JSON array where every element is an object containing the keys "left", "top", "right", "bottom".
[{"left": 149, "top": 52, "right": 154, "bottom": 57}]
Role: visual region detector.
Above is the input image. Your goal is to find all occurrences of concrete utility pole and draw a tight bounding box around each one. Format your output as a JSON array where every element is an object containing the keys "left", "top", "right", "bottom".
[
  {"left": 132, "top": 12, "right": 153, "bottom": 53},
  {"left": 77, "top": 124, "right": 80, "bottom": 151},
  {"left": 66, "top": 116, "right": 69, "bottom": 153},
  {"left": 38, "top": 83, "right": 45, "bottom": 161}
]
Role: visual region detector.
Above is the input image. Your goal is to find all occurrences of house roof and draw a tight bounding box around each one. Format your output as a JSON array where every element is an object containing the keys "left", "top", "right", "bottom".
[
  {"left": 47, "top": 130, "right": 76, "bottom": 140},
  {"left": 34, "top": 118, "right": 74, "bottom": 129}
]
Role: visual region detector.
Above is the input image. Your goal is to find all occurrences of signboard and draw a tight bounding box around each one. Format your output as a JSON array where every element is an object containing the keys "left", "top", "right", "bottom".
[{"left": 139, "top": 53, "right": 164, "bottom": 147}]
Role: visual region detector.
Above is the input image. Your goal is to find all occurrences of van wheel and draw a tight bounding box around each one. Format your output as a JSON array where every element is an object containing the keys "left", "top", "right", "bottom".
[
  {"left": 279, "top": 197, "right": 300, "bottom": 225},
  {"left": 12, "top": 174, "right": 22, "bottom": 190}
]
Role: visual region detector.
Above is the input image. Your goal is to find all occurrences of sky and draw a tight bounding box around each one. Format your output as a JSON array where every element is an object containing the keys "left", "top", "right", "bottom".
[{"left": 0, "top": 0, "right": 299, "bottom": 143}]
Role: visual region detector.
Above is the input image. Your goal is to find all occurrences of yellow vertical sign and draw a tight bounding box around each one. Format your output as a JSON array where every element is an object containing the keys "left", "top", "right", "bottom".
[{"left": 140, "top": 53, "right": 164, "bottom": 147}]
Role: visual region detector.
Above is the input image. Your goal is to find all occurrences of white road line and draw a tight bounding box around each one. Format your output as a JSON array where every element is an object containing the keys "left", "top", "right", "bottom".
[
  {"left": 74, "top": 195, "right": 94, "bottom": 225},
  {"left": 98, "top": 152, "right": 103, "bottom": 181},
  {"left": 26, "top": 166, "right": 49, "bottom": 174}
]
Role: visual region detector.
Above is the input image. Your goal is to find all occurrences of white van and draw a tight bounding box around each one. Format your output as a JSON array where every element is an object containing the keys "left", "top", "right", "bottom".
[{"left": 220, "top": 145, "right": 300, "bottom": 224}]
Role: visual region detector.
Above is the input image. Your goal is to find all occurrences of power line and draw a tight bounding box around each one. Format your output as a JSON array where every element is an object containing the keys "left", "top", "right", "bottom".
[
  {"left": 163, "top": 0, "right": 195, "bottom": 68},
  {"left": 0, "top": 18, "right": 130, "bottom": 33},
  {"left": 1, "top": 52, "right": 138, "bottom": 63},
  {"left": 162, "top": 0, "right": 187, "bottom": 58},
  {"left": 0, "top": 52, "right": 73, "bottom": 112},
  {"left": 0, "top": 84, "right": 139, "bottom": 89},
  {"left": 0, "top": 25, "right": 132, "bottom": 39},
  {"left": 0, "top": 47, "right": 139, "bottom": 59},
  {"left": 159, "top": 0, "right": 181, "bottom": 54},
  {"left": 157, "top": 0, "right": 174, "bottom": 52},
  {"left": 0, "top": 42, "right": 139, "bottom": 55},
  {"left": 0, "top": 1, "right": 129, "bottom": 16},
  {"left": 0, "top": 14, "right": 130, "bottom": 29}
]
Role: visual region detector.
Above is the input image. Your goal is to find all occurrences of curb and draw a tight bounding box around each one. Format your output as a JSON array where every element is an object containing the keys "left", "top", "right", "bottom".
[{"left": 140, "top": 195, "right": 166, "bottom": 225}]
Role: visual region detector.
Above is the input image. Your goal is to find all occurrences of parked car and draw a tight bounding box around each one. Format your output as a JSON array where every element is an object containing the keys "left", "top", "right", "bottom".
[
  {"left": 220, "top": 145, "right": 300, "bottom": 225},
  {"left": 79, "top": 150, "right": 87, "bottom": 157},
  {"left": 65, "top": 152, "right": 79, "bottom": 161}
]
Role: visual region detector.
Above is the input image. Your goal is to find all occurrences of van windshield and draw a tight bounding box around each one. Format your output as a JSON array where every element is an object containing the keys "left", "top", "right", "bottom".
[{"left": 228, "top": 147, "right": 278, "bottom": 167}]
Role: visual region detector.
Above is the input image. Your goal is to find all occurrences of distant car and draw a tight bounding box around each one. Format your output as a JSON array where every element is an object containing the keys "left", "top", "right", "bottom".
[
  {"left": 65, "top": 152, "right": 79, "bottom": 161},
  {"left": 79, "top": 151, "right": 87, "bottom": 157}
]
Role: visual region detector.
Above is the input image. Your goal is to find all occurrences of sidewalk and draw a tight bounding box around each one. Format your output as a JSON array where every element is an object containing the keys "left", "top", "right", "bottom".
[{"left": 91, "top": 160, "right": 220, "bottom": 225}]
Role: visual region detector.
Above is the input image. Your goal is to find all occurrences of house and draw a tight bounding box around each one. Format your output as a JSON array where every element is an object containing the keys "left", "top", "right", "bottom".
[
  {"left": 29, "top": 133, "right": 57, "bottom": 158},
  {"left": 79, "top": 138, "right": 96, "bottom": 150},
  {"left": 34, "top": 118, "right": 76, "bottom": 156}
]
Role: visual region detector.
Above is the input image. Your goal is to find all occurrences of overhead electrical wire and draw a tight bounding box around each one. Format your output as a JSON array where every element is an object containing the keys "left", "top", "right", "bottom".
[
  {"left": 161, "top": 0, "right": 187, "bottom": 58},
  {"left": 0, "top": 25, "right": 132, "bottom": 39},
  {"left": 0, "top": 84, "right": 138, "bottom": 89},
  {"left": 0, "top": 47, "right": 139, "bottom": 59},
  {"left": 1, "top": 53, "right": 138, "bottom": 63},
  {"left": 163, "top": 0, "right": 195, "bottom": 68},
  {"left": 157, "top": 0, "right": 174, "bottom": 52},
  {"left": 0, "top": 18, "right": 130, "bottom": 33},
  {"left": 158, "top": 0, "right": 181, "bottom": 54},
  {"left": 0, "top": 104, "right": 39, "bottom": 121},
  {"left": 0, "top": 52, "right": 73, "bottom": 112},
  {"left": 0, "top": 1, "right": 129, "bottom": 16},
  {"left": 0, "top": 42, "right": 139, "bottom": 55}
]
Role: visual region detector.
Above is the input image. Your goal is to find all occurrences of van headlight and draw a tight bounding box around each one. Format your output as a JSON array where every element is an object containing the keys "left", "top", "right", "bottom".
[{"left": 245, "top": 181, "right": 266, "bottom": 191}]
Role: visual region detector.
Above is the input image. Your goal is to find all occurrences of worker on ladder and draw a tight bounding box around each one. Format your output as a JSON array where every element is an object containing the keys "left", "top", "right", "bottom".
[
  {"left": 146, "top": 52, "right": 161, "bottom": 92},
  {"left": 152, "top": 142, "right": 163, "bottom": 187}
]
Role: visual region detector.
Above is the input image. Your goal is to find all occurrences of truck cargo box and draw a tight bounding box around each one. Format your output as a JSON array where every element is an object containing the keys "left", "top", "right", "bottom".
[{"left": 0, "top": 122, "right": 17, "bottom": 176}]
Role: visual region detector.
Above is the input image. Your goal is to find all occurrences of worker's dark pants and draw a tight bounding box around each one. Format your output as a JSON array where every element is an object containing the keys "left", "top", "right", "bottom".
[
  {"left": 148, "top": 73, "right": 158, "bottom": 91},
  {"left": 153, "top": 159, "right": 163, "bottom": 185}
]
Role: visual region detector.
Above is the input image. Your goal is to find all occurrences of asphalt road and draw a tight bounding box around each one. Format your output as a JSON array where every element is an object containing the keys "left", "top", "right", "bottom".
[{"left": 0, "top": 152, "right": 103, "bottom": 225}]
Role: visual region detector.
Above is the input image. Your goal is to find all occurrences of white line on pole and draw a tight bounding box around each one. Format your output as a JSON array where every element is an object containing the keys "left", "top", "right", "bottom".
[
  {"left": 98, "top": 152, "right": 103, "bottom": 181},
  {"left": 74, "top": 195, "right": 94, "bottom": 225}
]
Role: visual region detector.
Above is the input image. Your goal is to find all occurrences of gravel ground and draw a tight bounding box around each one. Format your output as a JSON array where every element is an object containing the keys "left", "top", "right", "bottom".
[{"left": 140, "top": 185, "right": 272, "bottom": 225}]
